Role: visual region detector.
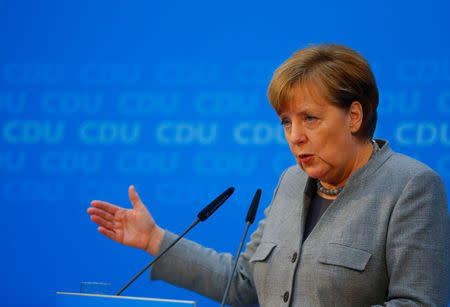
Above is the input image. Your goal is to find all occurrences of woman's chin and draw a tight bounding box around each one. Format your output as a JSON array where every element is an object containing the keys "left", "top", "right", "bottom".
[{"left": 301, "top": 166, "right": 327, "bottom": 180}]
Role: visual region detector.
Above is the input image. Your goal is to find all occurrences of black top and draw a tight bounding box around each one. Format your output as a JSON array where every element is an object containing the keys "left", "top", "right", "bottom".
[{"left": 303, "top": 193, "right": 333, "bottom": 242}]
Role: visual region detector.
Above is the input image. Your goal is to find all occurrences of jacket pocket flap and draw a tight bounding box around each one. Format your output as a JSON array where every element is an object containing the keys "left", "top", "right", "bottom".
[
  {"left": 250, "top": 242, "right": 277, "bottom": 262},
  {"left": 318, "top": 243, "right": 371, "bottom": 272}
]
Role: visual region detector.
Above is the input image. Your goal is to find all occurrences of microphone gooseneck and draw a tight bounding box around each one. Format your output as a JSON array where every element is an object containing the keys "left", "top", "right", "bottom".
[
  {"left": 116, "top": 187, "right": 235, "bottom": 296},
  {"left": 220, "top": 189, "right": 261, "bottom": 307}
]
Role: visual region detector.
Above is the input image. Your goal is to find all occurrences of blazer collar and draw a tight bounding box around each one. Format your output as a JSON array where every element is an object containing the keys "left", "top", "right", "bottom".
[{"left": 342, "top": 139, "right": 393, "bottom": 193}]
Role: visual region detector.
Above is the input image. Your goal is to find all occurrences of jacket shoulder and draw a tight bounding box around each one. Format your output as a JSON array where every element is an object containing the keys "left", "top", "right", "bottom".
[
  {"left": 384, "top": 152, "right": 441, "bottom": 180},
  {"left": 283, "top": 164, "right": 307, "bottom": 179}
]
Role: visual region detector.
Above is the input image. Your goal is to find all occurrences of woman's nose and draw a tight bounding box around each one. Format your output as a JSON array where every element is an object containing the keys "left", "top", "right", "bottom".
[{"left": 287, "top": 124, "right": 307, "bottom": 145}]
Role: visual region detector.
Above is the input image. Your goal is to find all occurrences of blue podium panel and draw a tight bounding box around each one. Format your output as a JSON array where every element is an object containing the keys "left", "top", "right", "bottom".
[{"left": 56, "top": 292, "right": 196, "bottom": 307}]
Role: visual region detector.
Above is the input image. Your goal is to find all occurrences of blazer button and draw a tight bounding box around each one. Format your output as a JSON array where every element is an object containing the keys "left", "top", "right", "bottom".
[
  {"left": 283, "top": 291, "right": 289, "bottom": 302},
  {"left": 291, "top": 252, "right": 297, "bottom": 263}
]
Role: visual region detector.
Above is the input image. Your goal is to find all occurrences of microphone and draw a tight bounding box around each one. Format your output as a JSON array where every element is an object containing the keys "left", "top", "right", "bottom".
[
  {"left": 220, "top": 189, "right": 261, "bottom": 307},
  {"left": 197, "top": 187, "right": 235, "bottom": 221},
  {"left": 116, "top": 187, "right": 235, "bottom": 296}
]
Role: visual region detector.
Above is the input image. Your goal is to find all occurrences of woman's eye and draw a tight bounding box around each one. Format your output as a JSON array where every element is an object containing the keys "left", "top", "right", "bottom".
[
  {"left": 280, "top": 119, "right": 291, "bottom": 127},
  {"left": 305, "top": 115, "right": 317, "bottom": 122}
]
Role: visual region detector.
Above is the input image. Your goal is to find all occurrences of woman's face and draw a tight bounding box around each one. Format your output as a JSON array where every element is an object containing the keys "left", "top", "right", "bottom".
[{"left": 279, "top": 86, "right": 364, "bottom": 187}]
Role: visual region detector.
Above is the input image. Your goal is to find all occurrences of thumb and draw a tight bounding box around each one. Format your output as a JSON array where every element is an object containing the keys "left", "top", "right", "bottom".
[{"left": 128, "top": 185, "right": 144, "bottom": 210}]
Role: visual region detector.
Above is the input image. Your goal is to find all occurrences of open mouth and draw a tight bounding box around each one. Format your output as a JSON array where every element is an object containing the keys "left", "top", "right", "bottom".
[{"left": 299, "top": 154, "right": 313, "bottom": 163}]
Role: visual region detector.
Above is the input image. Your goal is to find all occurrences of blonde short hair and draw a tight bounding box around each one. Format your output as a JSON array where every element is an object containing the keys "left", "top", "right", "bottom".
[{"left": 267, "top": 43, "right": 379, "bottom": 140}]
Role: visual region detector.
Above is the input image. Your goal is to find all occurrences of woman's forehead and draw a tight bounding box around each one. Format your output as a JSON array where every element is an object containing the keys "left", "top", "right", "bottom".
[{"left": 281, "top": 85, "right": 329, "bottom": 113}]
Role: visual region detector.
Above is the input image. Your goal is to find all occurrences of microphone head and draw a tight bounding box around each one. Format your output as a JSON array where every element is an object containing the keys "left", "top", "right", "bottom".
[
  {"left": 245, "top": 189, "right": 261, "bottom": 224},
  {"left": 197, "top": 187, "right": 234, "bottom": 221}
]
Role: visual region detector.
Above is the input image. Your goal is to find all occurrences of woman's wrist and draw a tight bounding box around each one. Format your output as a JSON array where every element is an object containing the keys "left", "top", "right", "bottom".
[{"left": 145, "top": 226, "right": 165, "bottom": 256}]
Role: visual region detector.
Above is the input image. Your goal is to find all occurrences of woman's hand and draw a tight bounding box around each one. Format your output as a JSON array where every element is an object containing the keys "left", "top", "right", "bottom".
[{"left": 87, "top": 185, "right": 164, "bottom": 256}]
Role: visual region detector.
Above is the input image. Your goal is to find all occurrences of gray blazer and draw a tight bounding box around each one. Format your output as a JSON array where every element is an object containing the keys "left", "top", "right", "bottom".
[{"left": 151, "top": 140, "right": 450, "bottom": 306}]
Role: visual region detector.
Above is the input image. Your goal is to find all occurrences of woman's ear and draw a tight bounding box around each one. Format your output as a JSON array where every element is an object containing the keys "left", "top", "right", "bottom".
[{"left": 349, "top": 101, "right": 363, "bottom": 134}]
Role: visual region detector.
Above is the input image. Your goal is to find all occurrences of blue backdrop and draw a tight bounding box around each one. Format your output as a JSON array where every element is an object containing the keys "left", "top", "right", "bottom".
[{"left": 1, "top": 1, "right": 449, "bottom": 306}]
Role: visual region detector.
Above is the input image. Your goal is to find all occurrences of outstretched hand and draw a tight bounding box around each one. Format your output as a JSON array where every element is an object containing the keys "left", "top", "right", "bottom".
[{"left": 87, "top": 185, "right": 164, "bottom": 255}]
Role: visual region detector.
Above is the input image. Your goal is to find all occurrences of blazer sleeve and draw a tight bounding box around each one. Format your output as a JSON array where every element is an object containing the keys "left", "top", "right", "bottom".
[
  {"left": 149, "top": 228, "right": 259, "bottom": 306},
  {"left": 373, "top": 170, "right": 450, "bottom": 307},
  {"left": 150, "top": 169, "right": 287, "bottom": 306},
  {"left": 149, "top": 207, "right": 273, "bottom": 306}
]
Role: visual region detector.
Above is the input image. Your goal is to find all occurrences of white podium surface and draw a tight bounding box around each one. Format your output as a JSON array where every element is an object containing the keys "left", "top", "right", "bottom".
[{"left": 56, "top": 292, "right": 197, "bottom": 307}]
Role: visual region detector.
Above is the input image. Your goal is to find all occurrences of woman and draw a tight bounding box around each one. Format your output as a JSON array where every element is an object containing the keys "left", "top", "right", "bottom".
[{"left": 88, "top": 44, "right": 449, "bottom": 306}]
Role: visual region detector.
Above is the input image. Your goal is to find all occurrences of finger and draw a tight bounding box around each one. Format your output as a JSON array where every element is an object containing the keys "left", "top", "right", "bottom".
[
  {"left": 90, "top": 214, "right": 115, "bottom": 230},
  {"left": 90, "top": 200, "right": 121, "bottom": 215},
  {"left": 98, "top": 226, "right": 117, "bottom": 241},
  {"left": 87, "top": 207, "right": 115, "bottom": 221},
  {"left": 128, "top": 185, "right": 144, "bottom": 210}
]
